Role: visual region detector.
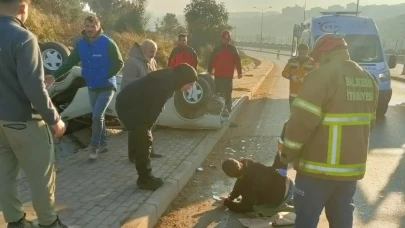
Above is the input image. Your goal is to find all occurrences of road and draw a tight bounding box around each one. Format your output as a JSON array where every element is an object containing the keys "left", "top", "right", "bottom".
[{"left": 155, "top": 50, "right": 405, "bottom": 228}]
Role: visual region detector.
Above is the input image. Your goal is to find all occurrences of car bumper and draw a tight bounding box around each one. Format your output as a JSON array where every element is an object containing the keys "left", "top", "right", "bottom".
[{"left": 378, "top": 89, "right": 392, "bottom": 105}]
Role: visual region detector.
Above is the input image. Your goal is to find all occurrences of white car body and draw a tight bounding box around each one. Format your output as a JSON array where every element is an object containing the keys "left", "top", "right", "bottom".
[{"left": 47, "top": 67, "right": 228, "bottom": 130}]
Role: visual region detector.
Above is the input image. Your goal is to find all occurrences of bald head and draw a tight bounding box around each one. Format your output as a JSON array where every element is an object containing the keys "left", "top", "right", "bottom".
[
  {"left": 0, "top": 0, "right": 30, "bottom": 22},
  {"left": 141, "top": 39, "right": 157, "bottom": 62}
]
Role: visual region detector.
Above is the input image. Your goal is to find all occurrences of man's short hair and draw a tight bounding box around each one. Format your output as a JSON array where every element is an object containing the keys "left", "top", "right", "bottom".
[
  {"left": 178, "top": 33, "right": 187, "bottom": 40},
  {"left": 141, "top": 39, "right": 157, "bottom": 52},
  {"left": 298, "top": 43, "right": 309, "bottom": 51},
  {"left": 222, "top": 158, "right": 242, "bottom": 178},
  {"left": 84, "top": 15, "right": 101, "bottom": 25}
]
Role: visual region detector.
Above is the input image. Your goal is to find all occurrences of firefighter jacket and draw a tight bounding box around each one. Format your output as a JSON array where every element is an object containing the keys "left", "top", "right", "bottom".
[
  {"left": 281, "top": 56, "right": 315, "bottom": 97},
  {"left": 280, "top": 50, "right": 379, "bottom": 181}
]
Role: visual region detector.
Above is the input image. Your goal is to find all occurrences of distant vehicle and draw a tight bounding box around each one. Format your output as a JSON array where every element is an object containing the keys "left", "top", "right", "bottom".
[{"left": 291, "top": 11, "right": 396, "bottom": 116}]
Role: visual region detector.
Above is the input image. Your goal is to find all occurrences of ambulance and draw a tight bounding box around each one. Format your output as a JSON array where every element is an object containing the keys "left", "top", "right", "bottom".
[{"left": 292, "top": 11, "right": 397, "bottom": 116}]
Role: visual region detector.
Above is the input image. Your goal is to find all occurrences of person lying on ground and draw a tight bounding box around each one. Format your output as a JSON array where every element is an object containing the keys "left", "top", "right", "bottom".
[{"left": 221, "top": 157, "right": 293, "bottom": 213}]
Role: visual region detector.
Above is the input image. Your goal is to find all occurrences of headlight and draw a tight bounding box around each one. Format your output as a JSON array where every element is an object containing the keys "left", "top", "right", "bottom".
[{"left": 378, "top": 72, "right": 390, "bottom": 82}]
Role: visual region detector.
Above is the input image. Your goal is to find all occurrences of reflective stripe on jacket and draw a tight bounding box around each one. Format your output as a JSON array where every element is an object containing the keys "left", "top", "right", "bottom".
[
  {"left": 282, "top": 56, "right": 315, "bottom": 96},
  {"left": 280, "top": 51, "right": 379, "bottom": 181}
]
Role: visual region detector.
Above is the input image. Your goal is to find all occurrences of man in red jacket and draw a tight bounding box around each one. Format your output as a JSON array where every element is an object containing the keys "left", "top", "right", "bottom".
[
  {"left": 208, "top": 30, "right": 242, "bottom": 116},
  {"left": 168, "top": 33, "right": 198, "bottom": 69}
]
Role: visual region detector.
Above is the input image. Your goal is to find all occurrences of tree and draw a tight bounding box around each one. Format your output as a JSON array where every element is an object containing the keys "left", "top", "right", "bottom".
[
  {"left": 155, "top": 13, "right": 186, "bottom": 40},
  {"left": 113, "top": 0, "right": 149, "bottom": 32},
  {"left": 184, "top": 0, "right": 232, "bottom": 49},
  {"left": 32, "top": 0, "right": 84, "bottom": 22},
  {"left": 84, "top": 0, "right": 148, "bottom": 31}
]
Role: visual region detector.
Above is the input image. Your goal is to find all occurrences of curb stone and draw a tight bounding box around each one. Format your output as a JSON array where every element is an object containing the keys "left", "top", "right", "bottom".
[
  {"left": 391, "top": 75, "right": 405, "bottom": 83},
  {"left": 120, "top": 61, "right": 275, "bottom": 228}
]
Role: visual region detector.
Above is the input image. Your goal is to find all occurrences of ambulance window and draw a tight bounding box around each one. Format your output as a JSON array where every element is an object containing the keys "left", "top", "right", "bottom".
[{"left": 345, "top": 35, "right": 383, "bottom": 63}]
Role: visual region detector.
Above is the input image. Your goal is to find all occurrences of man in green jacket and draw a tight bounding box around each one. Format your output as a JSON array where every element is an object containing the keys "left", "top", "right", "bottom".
[{"left": 45, "top": 16, "right": 124, "bottom": 160}]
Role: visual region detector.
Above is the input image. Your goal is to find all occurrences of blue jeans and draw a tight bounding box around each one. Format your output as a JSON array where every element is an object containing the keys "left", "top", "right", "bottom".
[
  {"left": 88, "top": 89, "right": 115, "bottom": 148},
  {"left": 293, "top": 173, "right": 356, "bottom": 228}
]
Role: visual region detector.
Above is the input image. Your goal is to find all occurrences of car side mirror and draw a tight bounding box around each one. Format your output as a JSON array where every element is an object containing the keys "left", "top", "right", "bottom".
[{"left": 388, "top": 55, "right": 397, "bottom": 69}]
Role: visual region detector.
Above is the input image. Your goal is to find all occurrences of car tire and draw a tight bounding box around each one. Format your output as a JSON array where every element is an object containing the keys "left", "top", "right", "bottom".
[
  {"left": 40, "top": 42, "right": 70, "bottom": 74},
  {"left": 199, "top": 73, "right": 215, "bottom": 92},
  {"left": 174, "top": 77, "right": 213, "bottom": 110},
  {"left": 376, "top": 102, "right": 389, "bottom": 117}
]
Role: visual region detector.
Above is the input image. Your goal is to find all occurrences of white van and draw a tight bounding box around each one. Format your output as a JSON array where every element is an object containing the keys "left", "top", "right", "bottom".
[{"left": 292, "top": 11, "right": 396, "bottom": 116}]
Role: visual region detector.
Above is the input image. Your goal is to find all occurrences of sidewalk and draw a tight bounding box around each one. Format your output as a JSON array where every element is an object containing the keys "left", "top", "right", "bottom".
[
  {"left": 391, "top": 64, "right": 405, "bottom": 82},
  {"left": 0, "top": 57, "right": 273, "bottom": 228}
]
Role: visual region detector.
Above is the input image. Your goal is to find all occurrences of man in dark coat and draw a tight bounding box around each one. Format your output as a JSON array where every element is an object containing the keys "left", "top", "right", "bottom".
[
  {"left": 116, "top": 63, "right": 198, "bottom": 190},
  {"left": 222, "top": 158, "right": 292, "bottom": 213}
]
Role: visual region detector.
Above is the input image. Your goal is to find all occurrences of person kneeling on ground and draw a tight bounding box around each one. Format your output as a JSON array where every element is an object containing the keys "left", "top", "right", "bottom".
[
  {"left": 115, "top": 63, "right": 198, "bottom": 190},
  {"left": 221, "top": 157, "right": 293, "bottom": 213}
]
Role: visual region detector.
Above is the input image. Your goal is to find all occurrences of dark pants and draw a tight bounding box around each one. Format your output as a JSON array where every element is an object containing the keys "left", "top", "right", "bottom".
[
  {"left": 128, "top": 126, "right": 153, "bottom": 178},
  {"left": 215, "top": 77, "right": 233, "bottom": 112},
  {"left": 293, "top": 173, "right": 356, "bottom": 228}
]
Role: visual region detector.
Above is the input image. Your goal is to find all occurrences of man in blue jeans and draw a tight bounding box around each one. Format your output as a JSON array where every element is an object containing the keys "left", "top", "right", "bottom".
[{"left": 46, "top": 15, "right": 124, "bottom": 160}]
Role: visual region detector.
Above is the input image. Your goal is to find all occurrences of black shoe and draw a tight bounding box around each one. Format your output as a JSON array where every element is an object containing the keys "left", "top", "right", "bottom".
[
  {"left": 137, "top": 175, "right": 164, "bottom": 190},
  {"left": 7, "top": 214, "right": 37, "bottom": 228},
  {"left": 39, "top": 217, "right": 68, "bottom": 228},
  {"left": 150, "top": 152, "right": 163, "bottom": 158}
]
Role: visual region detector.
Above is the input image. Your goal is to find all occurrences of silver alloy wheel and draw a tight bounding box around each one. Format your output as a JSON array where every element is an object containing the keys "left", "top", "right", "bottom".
[
  {"left": 183, "top": 82, "right": 204, "bottom": 104},
  {"left": 42, "top": 49, "right": 63, "bottom": 71}
]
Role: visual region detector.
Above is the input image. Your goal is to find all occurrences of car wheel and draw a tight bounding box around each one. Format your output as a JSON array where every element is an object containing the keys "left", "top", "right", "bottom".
[
  {"left": 199, "top": 73, "right": 215, "bottom": 92},
  {"left": 40, "top": 42, "right": 70, "bottom": 74},
  {"left": 174, "top": 77, "right": 212, "bottom": 110}
]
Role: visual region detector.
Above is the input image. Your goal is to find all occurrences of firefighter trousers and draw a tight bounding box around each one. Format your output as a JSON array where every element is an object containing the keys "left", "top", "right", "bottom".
[{"left": 293, "top": 173, "right": 356, "bottom": 228}]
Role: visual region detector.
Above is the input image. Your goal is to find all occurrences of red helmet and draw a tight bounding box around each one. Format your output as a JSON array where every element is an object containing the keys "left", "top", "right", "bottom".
[
  {"left": 221, "top": 30, "right": 231, "bottom": 39},
  {"left": 312, "top": 33, "right": 348, "bottom": 62}
]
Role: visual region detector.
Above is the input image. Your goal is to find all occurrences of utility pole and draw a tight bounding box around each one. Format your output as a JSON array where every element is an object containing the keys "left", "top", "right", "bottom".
[
  {"left": 254, "top": 6, "right": 272, "bottom": 51},
  {"left": 356, "top": 0, "right": 360, "bottom": 12}
]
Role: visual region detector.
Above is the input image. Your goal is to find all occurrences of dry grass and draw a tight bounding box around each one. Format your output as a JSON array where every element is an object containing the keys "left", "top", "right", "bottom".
[{"left": 26, "top": 5, "right": 251, "bottom": 69}]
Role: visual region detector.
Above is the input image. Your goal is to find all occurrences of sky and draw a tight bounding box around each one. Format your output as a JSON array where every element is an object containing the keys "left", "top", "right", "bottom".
[{"left": 147, "top": 0, "right": 403, "bottom": 16}]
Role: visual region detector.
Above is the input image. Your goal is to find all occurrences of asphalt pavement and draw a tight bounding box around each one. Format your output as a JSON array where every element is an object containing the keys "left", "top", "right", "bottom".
[{"left": 156, "top": 50, "right": 405, "bottom": 228}]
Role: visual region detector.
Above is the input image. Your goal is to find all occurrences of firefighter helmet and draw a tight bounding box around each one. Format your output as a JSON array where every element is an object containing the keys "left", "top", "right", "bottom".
[{"left": 312, "top": 33, "right": 348, "bottom": 62}]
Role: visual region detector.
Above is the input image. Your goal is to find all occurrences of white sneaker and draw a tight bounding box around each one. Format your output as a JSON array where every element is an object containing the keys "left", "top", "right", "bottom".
[{"left": 89, "top": 147, "right": 99, "bottom": 160}]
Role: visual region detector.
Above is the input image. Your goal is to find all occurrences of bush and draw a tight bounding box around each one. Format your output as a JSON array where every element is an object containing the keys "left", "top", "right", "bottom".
[{"left": 26, "top": 5, "right": 250, "bottom": 70}]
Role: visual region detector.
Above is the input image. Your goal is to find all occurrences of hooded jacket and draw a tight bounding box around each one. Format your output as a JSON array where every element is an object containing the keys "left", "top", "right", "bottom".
[
  {"left": 115, "top": 64, "right": 198, "bottom": 129},
  {"left": 121, "top": 43, "right": 158, "bottom": 89}
]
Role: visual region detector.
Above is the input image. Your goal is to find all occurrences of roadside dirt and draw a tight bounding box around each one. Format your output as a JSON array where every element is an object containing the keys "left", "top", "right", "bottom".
[{"left": 155, "top": 64, "right": 283, "bottom": 228}]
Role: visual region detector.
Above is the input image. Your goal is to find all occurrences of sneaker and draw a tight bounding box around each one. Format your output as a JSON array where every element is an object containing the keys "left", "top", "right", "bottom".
[
  {"left": 150, "top": 152, "right": 163, "bottom": 158},
  {"left": 8, "top": 214, "right": 38, "bottom": 228},
  {"left": 150, "top": 148, "right": 163, "bottom": 158},
  {"left": 89, "top": 147, "right": 99, "bottom": 160},
  {"left": 99, "top": 144, "right": 108, "bottom": 153},
  {"left": 137, "top": 175, "right": 164, "bottom": 190},
  {"left": 39, "top": 217, "right": 68, "bottom": 228}
]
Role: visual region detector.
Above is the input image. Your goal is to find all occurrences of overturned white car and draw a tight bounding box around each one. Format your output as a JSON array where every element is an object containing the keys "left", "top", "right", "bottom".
[{"left": 41, "top": 42, "right": 230, "bottom": 134}]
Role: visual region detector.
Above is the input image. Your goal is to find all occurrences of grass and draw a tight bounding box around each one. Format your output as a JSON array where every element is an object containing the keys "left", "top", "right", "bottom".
[{"left": 27, "top": 5, "right": 252, "bottom": 70}]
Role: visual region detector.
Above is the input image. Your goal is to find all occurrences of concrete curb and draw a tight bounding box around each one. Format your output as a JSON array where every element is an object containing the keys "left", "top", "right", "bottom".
[
  {"left": 120, "top": 62, "right": 275, "bottom": 228},
  {"left": 391, "top": 75, "right": 405, "bottom": 83}
]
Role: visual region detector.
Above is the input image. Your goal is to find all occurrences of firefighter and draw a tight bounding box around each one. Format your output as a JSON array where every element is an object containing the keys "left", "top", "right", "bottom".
[
  {"left": 282, "top": 44, "right": 314, "bottom": 106},
  {"left": 280, "top": 34, "right": 379, "bottom": 228}
]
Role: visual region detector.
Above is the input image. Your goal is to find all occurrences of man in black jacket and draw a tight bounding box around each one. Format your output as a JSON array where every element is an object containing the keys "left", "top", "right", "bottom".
[
  {"left": 116, "top": 63, "right": 198, "bottom": 190},
  {"left": 222, "top": 158, "right": 291, "bottom": 213}
]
